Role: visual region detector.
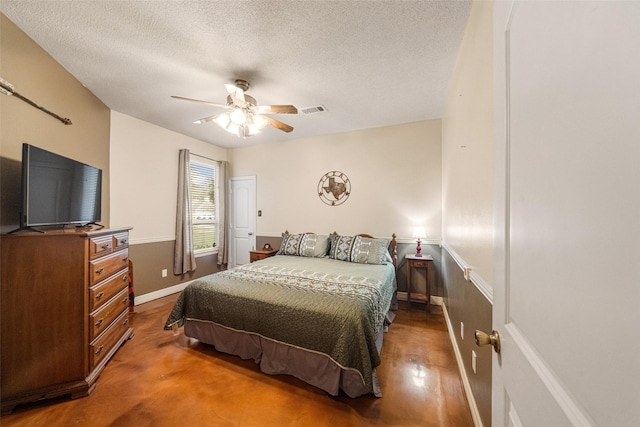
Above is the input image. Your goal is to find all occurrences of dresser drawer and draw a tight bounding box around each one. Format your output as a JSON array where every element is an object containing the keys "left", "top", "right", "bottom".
[
  {"left": 90, "top": 269, "right": 129, "bottom": 312},
  {"left": 113, "top": 232, "right": 129, "bottom": 250},
  {"left": 89, "top": 249, "right": 129, "bottom": 285},
  {"left": 89, "top": 310, "right": 130, "bottom": 370},
  {"left": 89, "top": 235, "right": 113, "bottom": 260},
  {"left": 89, "top": 288, "right": 130, "bottom": 340},
  {"left": 410, "top": 260, "right": 431, "bottom": 268}
]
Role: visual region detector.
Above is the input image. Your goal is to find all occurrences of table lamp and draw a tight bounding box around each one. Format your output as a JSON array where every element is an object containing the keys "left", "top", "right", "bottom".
[{"left": 412, "top": 227, "right": 426, "bottom": 257}]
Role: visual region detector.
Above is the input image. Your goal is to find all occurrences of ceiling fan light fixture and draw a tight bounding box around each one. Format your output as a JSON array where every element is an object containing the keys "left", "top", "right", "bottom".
[
  {"left": 212, "top": 107, "right": 267, "bottom": 138},
  {"left": 174, "top": 79, "right": 298, "bottom": 138},
  {"left": 246, "top": 123, "right": 262, "bottom": 136},
  {"left": 226, "top": 122, "right": 240, "bottom": 135},
  {"left": 251, "top": 114, "right": 268, "bottom": 130},
  {"left": 213, "top": 113, "right": 230, "bottom": 128},
  {"left": 244, "top": 125, "right": 259, "bottom": 137},
  {"left": 229, "top": 108, "right": 246, "bottom": 125}
]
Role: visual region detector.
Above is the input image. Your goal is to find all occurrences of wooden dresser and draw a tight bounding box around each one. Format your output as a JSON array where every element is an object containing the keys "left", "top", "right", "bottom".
[{"left": 0, "top": 227, "right": 134, "bottom": 414}]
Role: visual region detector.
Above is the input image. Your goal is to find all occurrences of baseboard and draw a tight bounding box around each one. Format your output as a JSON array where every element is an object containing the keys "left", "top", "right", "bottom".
[
  {"left": 134, "top": 281, "right": 193, "bottom": 305},
  {"left": 442, "top": 302, "right": 483, "bottom": 427}
]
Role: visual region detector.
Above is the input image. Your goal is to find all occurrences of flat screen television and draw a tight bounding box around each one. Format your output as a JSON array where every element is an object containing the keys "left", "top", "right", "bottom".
[{"left": 20, "top": 143, "right": 102, "bottom": 229}]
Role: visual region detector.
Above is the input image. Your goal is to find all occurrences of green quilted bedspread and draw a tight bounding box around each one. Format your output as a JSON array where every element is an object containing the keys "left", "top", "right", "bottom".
[{"left": 164, "top": 255, "right": 397, "bottom": 393}]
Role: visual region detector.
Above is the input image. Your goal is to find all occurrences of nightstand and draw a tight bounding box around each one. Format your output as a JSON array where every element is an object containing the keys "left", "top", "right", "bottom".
[
  {"left": 249, "top": 248, "right": 278, "bottom": 263},
  {"left": 406, "top": 254, "right": 434, "bottom": 311}
]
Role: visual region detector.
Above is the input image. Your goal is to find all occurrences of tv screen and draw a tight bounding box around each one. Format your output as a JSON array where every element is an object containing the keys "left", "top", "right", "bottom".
[{"left": 21, "top": 143, "right": 102, "bottom": 228}]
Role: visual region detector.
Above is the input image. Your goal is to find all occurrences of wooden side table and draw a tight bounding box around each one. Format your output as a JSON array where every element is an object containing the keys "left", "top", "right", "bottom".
[
  {"left": 406, "top": 254, "right": 434, "bottom": 311},
  {"left": 249, "top": 248, "right": 278, "bottom": 263}
]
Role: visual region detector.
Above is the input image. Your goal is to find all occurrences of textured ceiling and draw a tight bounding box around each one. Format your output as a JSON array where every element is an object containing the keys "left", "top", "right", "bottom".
[{"left": 1, "top": 1, "right": 471, "bottom": 148}]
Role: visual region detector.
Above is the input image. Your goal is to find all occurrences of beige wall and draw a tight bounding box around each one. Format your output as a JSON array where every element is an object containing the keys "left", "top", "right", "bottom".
[
  {"left": 109, "top": 111, "right": 228, "bottom": 298},
  {"left": 109, "top": 111, "right": 227, "bottom": 244},
  {"left": 229, "top": 120, "right": 442, "bottom": 242},
  {"left": 440, "top": 1, "right": 494, "bottom": 426},
  {"left": 442, "top": 0, "right": 494, "bottom": 290},
  {"left": 0, "top": 14, "right": 111, "bottom": 233}
]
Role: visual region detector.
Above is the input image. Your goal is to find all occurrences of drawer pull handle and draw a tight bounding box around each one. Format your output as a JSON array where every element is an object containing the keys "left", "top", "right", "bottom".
[
  {"left": 101, "top": 244, "right": 110, "bottom": 250},
  {"left": 95, "top": 345, "right": 104, "bottom": 355},
  {"left": 96, "top": 267, "right": 104, "bottom": 275},
  {"left": 122, "top": 275, "right": 128, "bottom": 282},
  {"left": 120, "top": 239, "right": 128, "bottom": 245},
  {"left": 95, "top": 318, "right": 104, "bottom": 328},
  {"left": 96, "top": 292, "right": 105, "bottom": 301},
  {"left": 123, "top": 318, "right": 129, "bottom": 326},
  {"left": 122, "top": 297, "right": 128, "bottom": 304},
  {"left": 123, "top": 257, "right": 128, "bottom": 262}
]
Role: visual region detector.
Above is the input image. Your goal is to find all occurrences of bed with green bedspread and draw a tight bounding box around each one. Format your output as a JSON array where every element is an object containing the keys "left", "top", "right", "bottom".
[{"left": 164, "top": 254, "right": 396, "bottom": 396}]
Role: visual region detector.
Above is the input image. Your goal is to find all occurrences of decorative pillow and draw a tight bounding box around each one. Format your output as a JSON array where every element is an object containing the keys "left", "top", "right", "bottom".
[
  {"left": 278, "top": 232, "right": 303, "bottom": 256},
  {"left": 329, "top": 235, "right": 391, "bottom": 265},
  {"left": 329, "top": 234, "right": 355, "bottom": 262},
  {"left": 278, "top": 232, "right": 330, "bottom": 257},
  {"left": 299, "top": 233, "right": 330, "bottom": 257},
  {"left": 350, "top": 235, "right": 390, "bottom": 265}
]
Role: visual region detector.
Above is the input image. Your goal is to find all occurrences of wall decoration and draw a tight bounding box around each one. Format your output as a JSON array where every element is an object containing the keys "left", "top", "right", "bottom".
[
  {"left": 0, "top": 77, "right": 72, "bottom": 125},
  {"left": 318, "top": 171, "right": 351, "bottom": 206}
]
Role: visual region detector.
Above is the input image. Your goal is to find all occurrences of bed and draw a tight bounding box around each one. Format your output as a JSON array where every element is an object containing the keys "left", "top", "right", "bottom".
[{"left": 164, "top": 232, "right": 397, "bottom": 398}]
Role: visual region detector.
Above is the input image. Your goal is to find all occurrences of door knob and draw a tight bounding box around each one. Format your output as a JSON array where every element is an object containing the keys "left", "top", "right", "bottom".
[{"left": 475, "top": 329, "right": 501, "bottom": 354}]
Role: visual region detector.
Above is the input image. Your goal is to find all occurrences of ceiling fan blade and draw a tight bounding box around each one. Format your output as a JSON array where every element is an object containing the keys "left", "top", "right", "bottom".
[
  {"left": 171, "top": 95, "right": 228, "bottom": 109},
  {"left": 192, "top": 114, "right": 219, "bottom": 125},
  {"left": 224, "top": 83, "right": 245, "bottom": 104},
  {"left": 256, "top": 105, "right": 298, "bottom": 114},
  {"left": 263, "top": 115, "right": 294, "bottom": 133}
]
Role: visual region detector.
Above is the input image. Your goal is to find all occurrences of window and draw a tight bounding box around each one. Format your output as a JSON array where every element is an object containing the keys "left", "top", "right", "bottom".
[{"left": 189, "top": 157, "right": 218, "bottom": 256}]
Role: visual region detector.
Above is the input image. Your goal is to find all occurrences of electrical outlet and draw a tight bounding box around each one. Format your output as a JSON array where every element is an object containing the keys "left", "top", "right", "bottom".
[
  {"left": 464, "top": 267, "right": 472, "bottom": 281},
  {"left": 460, "top": 322, "right": 464, "bottom": 340},
  {"left": 472, "top": 350, "right": 477, "bottom": 374},
  {"left": 162, "top": 269, "right": 167, "bottom": 278}
]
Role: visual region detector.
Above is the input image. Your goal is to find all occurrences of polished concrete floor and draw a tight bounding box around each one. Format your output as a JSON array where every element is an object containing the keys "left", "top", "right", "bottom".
[{"left": 1, "top": 294, "right": 474, "bottom": 427}]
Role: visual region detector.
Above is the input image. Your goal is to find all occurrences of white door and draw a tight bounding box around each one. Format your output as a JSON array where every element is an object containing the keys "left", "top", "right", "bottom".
[
  {"left": 492, "top": 1, "right": 640, "bottom": 426},
  {"left": 229, "top": 176, "right": 256, "bottom": 268}
]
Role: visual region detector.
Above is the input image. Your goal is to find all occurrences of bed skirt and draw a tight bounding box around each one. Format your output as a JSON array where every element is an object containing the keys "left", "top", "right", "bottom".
[{"left": 183, "top": 310, "right": 395, "bottom": 398}]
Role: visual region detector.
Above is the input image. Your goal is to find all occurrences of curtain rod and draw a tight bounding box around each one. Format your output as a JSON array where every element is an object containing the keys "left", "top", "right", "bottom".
[{"left": 190, "top": 152, "right": 223, "bottom": 163}]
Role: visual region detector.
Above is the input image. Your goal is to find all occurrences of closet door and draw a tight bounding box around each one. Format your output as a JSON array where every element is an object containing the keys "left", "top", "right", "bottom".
[{"left": 229, "top": 176, "right": 256, "bottom": 268}]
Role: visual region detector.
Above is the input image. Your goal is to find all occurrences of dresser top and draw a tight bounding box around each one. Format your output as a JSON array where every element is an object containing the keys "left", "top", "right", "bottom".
[{"left": 2, "top": 226, "right": 132, "bottom": 239}]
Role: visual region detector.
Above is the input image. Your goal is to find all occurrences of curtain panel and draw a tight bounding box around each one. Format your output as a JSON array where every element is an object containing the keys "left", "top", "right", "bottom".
[
  {"left": 174, "top": 149, "right": 197, "bottom": 274},
  {"left": 217, "top": 160, "right": 229, "bottom": 266}
]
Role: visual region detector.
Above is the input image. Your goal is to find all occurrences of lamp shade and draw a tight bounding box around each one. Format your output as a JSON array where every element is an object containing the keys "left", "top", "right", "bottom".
[{"left": 412, "top": 227, "right": 426, "bottom": 239}]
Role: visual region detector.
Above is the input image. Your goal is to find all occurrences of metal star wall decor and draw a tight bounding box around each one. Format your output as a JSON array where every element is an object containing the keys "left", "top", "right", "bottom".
[{"left": 317, "top": 171, "right": 350, "bottom": 206}]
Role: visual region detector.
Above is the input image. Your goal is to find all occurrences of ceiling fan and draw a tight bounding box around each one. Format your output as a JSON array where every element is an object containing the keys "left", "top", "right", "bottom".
[{"left": 172, "top": 79, "right": 298, "bottom": 138}]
